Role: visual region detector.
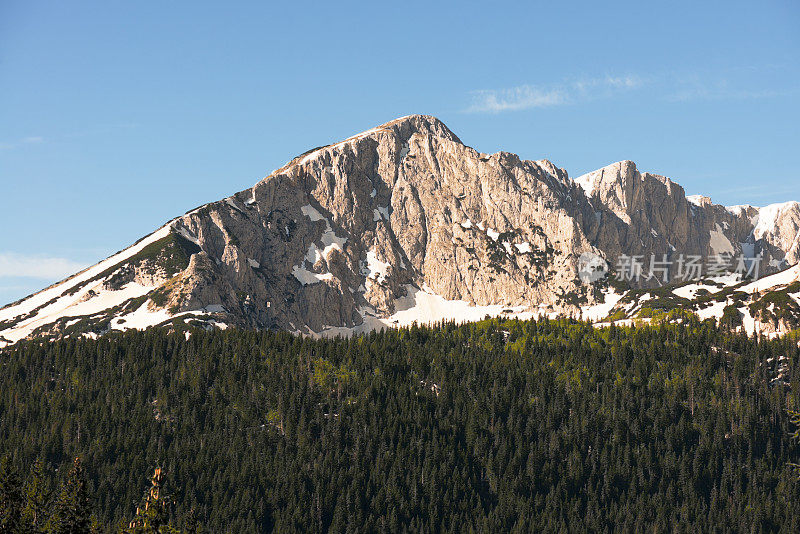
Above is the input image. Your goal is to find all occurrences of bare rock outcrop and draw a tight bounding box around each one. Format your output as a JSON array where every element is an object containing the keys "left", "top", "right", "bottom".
[{"left": 1, "top": 115, "right": 798, "bottom": 343}]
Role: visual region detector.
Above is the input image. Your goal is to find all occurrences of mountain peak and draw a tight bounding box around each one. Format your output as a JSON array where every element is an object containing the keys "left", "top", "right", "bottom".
[
  {"left": 377, "top": 114, "right": 462, "bottom": 144},
  {"left": 2, "top": 120, "right": 799, "bottom": 346},
  {"left": 574, "top": 160, "right": 639, "bottom": 197},
  {"left": 687, "top": 194, "right": 712, "bottom": 207},
  {"left": 270, "top": 115, "right": 462, "bottom": 176}
]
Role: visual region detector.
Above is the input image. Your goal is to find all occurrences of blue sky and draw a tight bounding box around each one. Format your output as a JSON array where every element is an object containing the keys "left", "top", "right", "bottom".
[{"left": 1, "top": 0, "right": 798, "bottom": 305}]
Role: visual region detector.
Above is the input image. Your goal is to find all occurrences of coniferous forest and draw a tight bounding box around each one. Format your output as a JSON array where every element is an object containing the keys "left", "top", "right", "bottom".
[{"left": 1, "top": 316, "right": 799, "bottom": 532}]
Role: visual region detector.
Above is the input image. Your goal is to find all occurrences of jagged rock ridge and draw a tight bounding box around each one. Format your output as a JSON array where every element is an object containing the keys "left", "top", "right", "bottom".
[{"left": 1, "top": 115, "right": 798, "bottom": 345}]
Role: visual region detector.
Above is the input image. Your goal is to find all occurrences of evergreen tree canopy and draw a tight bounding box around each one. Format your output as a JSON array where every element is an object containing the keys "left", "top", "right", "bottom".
[{"left": 0, "top": 317, "right": 798, "bottom": 531}]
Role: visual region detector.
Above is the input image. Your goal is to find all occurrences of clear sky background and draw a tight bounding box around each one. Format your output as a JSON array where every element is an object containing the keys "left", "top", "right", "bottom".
[{"left": 1, "top": 0, "right": 798, "bottom": 305}]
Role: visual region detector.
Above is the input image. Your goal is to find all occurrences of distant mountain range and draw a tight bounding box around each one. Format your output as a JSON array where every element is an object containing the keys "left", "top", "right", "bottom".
[{"left": 2, "top": 115, "right": 799, "bottom": 346}]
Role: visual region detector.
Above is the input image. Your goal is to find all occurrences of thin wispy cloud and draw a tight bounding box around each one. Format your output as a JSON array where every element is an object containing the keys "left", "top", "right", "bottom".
[
  {"left": 466, "top": 69, "right": 790, "bottom": 113},
  {"left": 0, "top": 123, "right": 137, "bottom": 150},
  {"left": 662, "top": 64, "right": 798, "bottom": 102},
  {"left": 0, "top": 253, "right": 87, "bottom": 279},
  {"left": 573, "top": 75, "right": 642, "bottom": 91},
  {"left": 466, "top": 75, "right": 643, "bottom": 113},
  {"left": 467, "top": 87, "right": 566, "bottom": 113},
  {"left": 668, "top": 84, "right": 783, "bottom": 103},
  {"left": 0, "top": 135, "right": 44, "bottom": 150}
]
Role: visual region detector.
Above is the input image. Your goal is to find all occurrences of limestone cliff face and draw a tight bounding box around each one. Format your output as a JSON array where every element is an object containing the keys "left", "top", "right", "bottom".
[
  {"left": 166, "top": 115, "right": 605, "bottom": 333},
  {"left": 752, "top": 202, "right": 800, "bottom": 265},
  {"left": 1, "top": 115, "right": 797, "bottom": 343},
  {"left": 156, "top": 116, "right": 791, "bottom": 332},
  {"left": 576, "top": 161, "right": 758, "bottom": 269}
]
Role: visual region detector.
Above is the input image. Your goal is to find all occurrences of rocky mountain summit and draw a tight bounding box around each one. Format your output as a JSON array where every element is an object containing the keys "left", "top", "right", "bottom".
[{"left": 2, "top": 115, "right": 799, "bottom": 345}]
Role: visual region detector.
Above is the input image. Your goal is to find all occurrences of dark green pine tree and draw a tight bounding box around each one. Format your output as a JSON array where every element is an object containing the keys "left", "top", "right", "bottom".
[
  {"left": 0, "top": 455, "right": 24, "bottom": 533},
  {"left": 121, "top": 468, "right": 178, "bottom": 534},
  {"left": 788, "top": 410, "right": 800, "bottom": 478},
  {"left": 23, "top": 458, "right": 51, "bottom": 533},
  {"left": 182, "top": 508, "right": 199, "bottom": 534},
  {"left": 49, "top": 457, "right": 93, "bottom": 534}
]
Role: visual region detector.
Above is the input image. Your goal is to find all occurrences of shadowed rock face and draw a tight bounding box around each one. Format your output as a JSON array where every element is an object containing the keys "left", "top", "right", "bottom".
[
  {"left": 576, "top": 160, "right": 759, "bottom": 272},
  {"left": 167, "top": 115, "right": 600, "bottom": 332},
  {"left": 1, "top": 115, "right": 797, "bottom": 342},
  {"left": 752, "top": 202, "right": 800, "bottom": 265}
]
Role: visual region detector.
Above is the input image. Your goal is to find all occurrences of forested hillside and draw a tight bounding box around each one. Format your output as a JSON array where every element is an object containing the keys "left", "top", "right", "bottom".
[{"left": 1, "top": 317, "right": 799, "bottom": 532}]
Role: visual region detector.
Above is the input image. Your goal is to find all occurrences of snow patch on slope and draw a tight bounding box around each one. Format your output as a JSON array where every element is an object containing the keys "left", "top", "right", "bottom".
[
  {"left": 740, "top": 263, "right": 800, "bottom": 293},
  {"left": 0, "top": 225, "right": 171, "bottom": 324},
  {"left": 298, "top": 127, "right": 387, "bottom": 166},
  {"left": 672, "top": 279, "right": 728, "bottom": 300},
  {"left": 696, "top": 300, "right": 728, "bottom": 321},
  {"left": 726, "top": 205, "right": 754, "bottom": 218},
  {"left": 318, "top": 285, "right": 538, "bottom": 338},
  {"left": 300, "top": 204, "right": 325, "bottom": 222},
  {"left": 300, "top": 204, "right": 347, "bottom": 256},
  {"left": 581, "top": 288, "right": 624, "bottom": 321},
  {"left": 363, "top": 251, "right": 390, "bottom": 284},
  {"left": 574, "top": 171, "right": 597, "bottom": 197},
  {"left": 110, "top": 303, "right": 225, "bottom": 332},
  {"left": 687, "top": 195, "right": 709, "bottom": 207},
  {"left": 0, "top": 225, "right": 175, "bottom": 344},
  {"left": 292, "top": 265, "right": 334, "bottom": 285},
  {"left": 388, "top": 285, "right": 534, "bottom": 325},
  {"left": 753, "top": 201, "right": 800, "bottom": 240}
]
